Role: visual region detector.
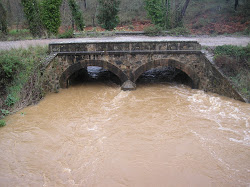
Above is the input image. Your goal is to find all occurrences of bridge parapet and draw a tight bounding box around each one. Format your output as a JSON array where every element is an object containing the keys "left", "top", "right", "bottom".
[{"left": 49, "top": 41, "right": 201, "bottom": 53}]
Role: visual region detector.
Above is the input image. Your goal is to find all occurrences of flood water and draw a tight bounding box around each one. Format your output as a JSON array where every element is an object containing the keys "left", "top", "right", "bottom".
[{"left": 0, "top": 68, "right": 249, "bottom": 187}]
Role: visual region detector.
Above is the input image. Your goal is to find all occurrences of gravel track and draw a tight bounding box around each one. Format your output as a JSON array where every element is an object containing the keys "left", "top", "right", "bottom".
[{"left": 0, "top": 35, "right": 249, "bottom": 51}]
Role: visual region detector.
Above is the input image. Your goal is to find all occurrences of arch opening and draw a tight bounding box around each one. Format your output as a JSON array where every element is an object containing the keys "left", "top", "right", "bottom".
[
  {"left": 133, "top": 59, "right": 199, "bottom": 89},
  {"left": 60, "top": 60, "right": 127, "bottom": 88},
  {"left": 68, "top": 66, "right": 121, "bottom": 87},
  {"left": 136, "top": 66, "right": 193, "bottom": 88}
]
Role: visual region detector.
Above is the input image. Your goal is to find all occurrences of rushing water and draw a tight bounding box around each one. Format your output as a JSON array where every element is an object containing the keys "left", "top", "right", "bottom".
[{"left": 0, "top": 69, "right": 250, "bottom": 187}]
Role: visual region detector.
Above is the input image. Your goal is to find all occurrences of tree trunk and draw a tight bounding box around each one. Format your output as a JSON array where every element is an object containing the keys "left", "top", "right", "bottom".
[
  {"left": 181, "top": 0, "right": 190, "bottom": 18},
  {"left": 234, "top": 0, "right": 239, "bottom": 11},
  {"left": 83, "top": 0, "right": 87, "bottom": 9}
]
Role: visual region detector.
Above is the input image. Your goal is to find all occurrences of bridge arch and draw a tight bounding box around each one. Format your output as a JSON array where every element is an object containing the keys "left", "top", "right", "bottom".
[
  {"left": 133, "top": 58, "right": 200, "bottom": 89},
  {"left": 60, "top": 60, "right": 128, "bottom": 88}
]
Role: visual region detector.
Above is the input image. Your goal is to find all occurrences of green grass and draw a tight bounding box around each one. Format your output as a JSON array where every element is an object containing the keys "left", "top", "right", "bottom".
[{"left": 7, "top": 29, "right": 34, "bottom": 41}]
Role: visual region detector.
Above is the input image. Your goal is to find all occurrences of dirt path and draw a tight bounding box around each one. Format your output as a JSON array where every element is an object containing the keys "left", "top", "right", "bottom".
[{"left": 0, "top": 36, "right": 249, "bottom": 51}]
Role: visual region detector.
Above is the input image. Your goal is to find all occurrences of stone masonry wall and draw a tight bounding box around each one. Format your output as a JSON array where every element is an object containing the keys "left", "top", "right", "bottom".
[{"left": 43, "top": 41, "right": 246, "bottom": 102}]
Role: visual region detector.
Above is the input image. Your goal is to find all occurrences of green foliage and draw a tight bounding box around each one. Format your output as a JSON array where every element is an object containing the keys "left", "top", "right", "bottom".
[
  {"left": 214, "top": 44, "right": 250, "bottom": 101},
  {"left": 168, "top": 26, "right": 190, "bottom": 36},
  {"left": 0, "top": 46, "right": 48, "bottom": 109},
  {"left": 21, "top": 0, "right": 43, "bottom": 37},
  {"left": 145, "top": 0, "right": 167, "bottom": 28},
  {"left": 214, "top": 45, "right": 248, "bottom": 60},
  {"left": 5, "top": 94, "right": 18, "bottom": 106},
  {"left": 1, "top": 109, "right": 10, "bottom": 116},
  {"left": 9, "top": 29, "right": 29, "bottom": 35},
  {"left": 97, "top": 0, "right": 120, "bottom": 30},
  {"left": 144, "top": 25, "right": 163, "bottom": 36},
  {"left": 0, "top": 54, "right": 23, "bottom": 80},
  {"left": 0, "top": 1, "right": 7, "bottom": 34},
  {"left": 0, "top": 120, "right": 6, "bottom": 127},
  {"left": 58, "top": 29, "right": 74, "bottom": 38},
  {"left": 145, "top": 0, "right": 191, "bottom": 29},
  {"left": 6, "top": 29, "right": 33, "bottom": 41},
  {"left": 68, "top": 0, "right": 85, "bottom": 31},
  {"left": 41, "top": 0, "right": 62, "bottom": 35}
]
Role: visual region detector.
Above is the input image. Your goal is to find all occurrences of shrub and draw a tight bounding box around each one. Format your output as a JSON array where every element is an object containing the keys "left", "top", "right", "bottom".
[
  {"left": 41, "top": 0, "right": 63, "bottom": 35},
  {"left": 145, "top": 0, "right": 167, "bottom": 28},
  {"left": 0, "top": 46, "right": 48, "bottom": 112},
  {"left": 0, "top": 54, "right": 23, "bottom": 80},
  {"left": 1, "top": 109, "right": 10, "bottom": 116},
  {"left": 0, "top": 1, "right": 7, "bottom": 34},
  {"left": 0, "top": 120, "right": 6, "bottom": 127},
  {"left": 214, "top": 45, "right": 250, "bottom": 101},
  {"left": 144, "top": 25, "right": 163, "bottom": 36},
  {"left": 214, "top": 45, "right": 247, "bottom": 60},
  {"left": 58, "top": 29, "right": 74, "bottom": 38},
  {"left": 5, "top": 94, "right": 18, "bottom": 107},
  {"left": 168, "top": 27, "right": 190, "bottom": 36},
  {"left": 68, "top": 0, "right": 85, "bottom": 31},
  {"left": 21, "top": 0, "right": 44, "bottom": 37},
  {"left": 97, "top": 0, "right": 120, "bottom": 30}
]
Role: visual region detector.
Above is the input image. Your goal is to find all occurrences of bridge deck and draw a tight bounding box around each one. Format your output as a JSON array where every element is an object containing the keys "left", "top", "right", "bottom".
[{"left": 49, "top": 41, "right": 201, "bottom": 53}]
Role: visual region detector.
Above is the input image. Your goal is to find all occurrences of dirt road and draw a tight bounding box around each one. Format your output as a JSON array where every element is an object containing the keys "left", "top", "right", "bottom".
[{"left": 0, "top": 36, "right": 249, "bottom": 51}]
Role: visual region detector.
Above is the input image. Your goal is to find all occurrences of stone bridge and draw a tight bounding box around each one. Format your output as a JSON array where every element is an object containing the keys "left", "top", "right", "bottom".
[{"left": 42, "top": 40, "right": 245, "bottom": 102}]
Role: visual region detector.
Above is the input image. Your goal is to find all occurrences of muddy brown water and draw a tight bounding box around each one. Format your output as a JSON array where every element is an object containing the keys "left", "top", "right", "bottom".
[{"left": 0, "top": 81, "right": 249, "bottom": 186}]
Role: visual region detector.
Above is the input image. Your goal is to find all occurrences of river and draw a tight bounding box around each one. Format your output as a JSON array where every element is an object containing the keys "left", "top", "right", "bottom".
[{"left": 0, "top": 69, "right": 249, "bottom": 187}]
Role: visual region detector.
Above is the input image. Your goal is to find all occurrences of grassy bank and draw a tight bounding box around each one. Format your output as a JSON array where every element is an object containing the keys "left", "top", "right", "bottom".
[
  {"left": 0, "top": 46, "right": 49, "bottom": 126},
  {"left": 213, "top": 44, "right": 250, "bottom": 102}
]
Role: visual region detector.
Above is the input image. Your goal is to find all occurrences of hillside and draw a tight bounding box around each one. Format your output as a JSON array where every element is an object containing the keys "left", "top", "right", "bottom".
[{"left": 0, "top": 0, "right": 249, "bottom": 36}]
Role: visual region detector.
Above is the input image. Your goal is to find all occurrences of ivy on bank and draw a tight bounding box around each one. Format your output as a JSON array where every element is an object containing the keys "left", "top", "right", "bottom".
[
  {"left": 21, "top": 0, "right": 43, "bottom": 37},
  {"left": 21, "top": 0, "right": 63, "bottom": 37},
  {"left": 41, "top": 0, "right": 62, "bottom": 35},
  {"left": 68, "top": 0, "right": 85, "bottom": 31}
]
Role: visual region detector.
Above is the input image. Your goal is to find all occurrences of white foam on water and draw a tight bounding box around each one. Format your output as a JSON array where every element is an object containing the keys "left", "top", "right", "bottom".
[{"left": 87, "top": 125, "right": 98, "bottom": 131}]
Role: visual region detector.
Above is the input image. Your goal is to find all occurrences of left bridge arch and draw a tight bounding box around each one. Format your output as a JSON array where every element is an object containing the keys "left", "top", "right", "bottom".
[{"left": 60, "top": 60, "right": 128, "bottom": 88}]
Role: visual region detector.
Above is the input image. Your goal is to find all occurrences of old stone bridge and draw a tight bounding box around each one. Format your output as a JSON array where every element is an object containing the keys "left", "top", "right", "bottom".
[{"left": 42, "top": 40, "right": 244, "bottom": 102}]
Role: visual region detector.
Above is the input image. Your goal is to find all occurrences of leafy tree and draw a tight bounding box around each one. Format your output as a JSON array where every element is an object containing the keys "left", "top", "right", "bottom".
[
  {"left": 145, "top": 0, "right": 167, "bottom": 28},
  {"left": 145, "top": 0, "right": 191, "bottom": 29},
  {"left": 0, "top": 1, "right": 7, "bottom": 34},
  {"left": 68, "top": 0, "right": 85, "bottom": 30},
  {"left": 21, "top": 0, "right": 43, "bottom": 37},
  {"left": 41, "top": 0, "right": 62, "bottom": 35},
  {"left": 97, "top": 0, "right": 120, "bottom": 30}
]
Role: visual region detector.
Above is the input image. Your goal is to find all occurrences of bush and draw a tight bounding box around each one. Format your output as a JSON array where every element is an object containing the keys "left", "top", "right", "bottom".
[
  {"left": 0, "top": 1, "right": 7, "bottom": 34},
  {"left": 68, "top": 0, "right": 85, "bottom": 31},
  {"left": 21, "top": 0, "right": 44, "bottom": 37},
  {"left": 97, "top": 0, "right": 120, "bottom": 30},
  {"left": 168, "top": 27, "right": 190, "bottom": 36},
  {"left": 41, "top": 0, "right": 62, "bottom": 35},
  {"left": 0, "top": 46, "right": 48, "bottom": 111},
  {"left": 0, "top": 120, "right": 6, "bottom": 127},
  {"left": 145, "top": 0, "right": 167, "bottom": 28},
  {"left": 58, "top": 29, "right": 74, "bottom": 38},
  {"left": 5, "top": 94, "right": 18, "bottom": 107},
  {"left": 214, "top": 45, "right": 248, "bottom": 60},
  {"left": 144, "top": 25, "right": 163, "bottom": 36},
  {"left": 1, "top": 109, "right": 10, "bottom": 116},
  {"left": 0, "top": 54, "right": 23, "bottom": 80},
  {"left": 214, "top": 45, "right": 250, "bottom": 101}
]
